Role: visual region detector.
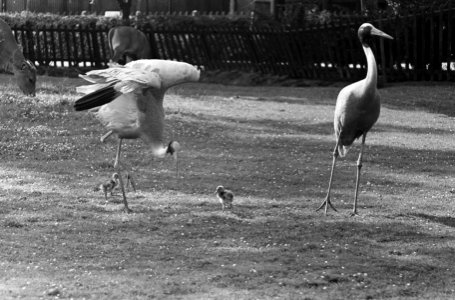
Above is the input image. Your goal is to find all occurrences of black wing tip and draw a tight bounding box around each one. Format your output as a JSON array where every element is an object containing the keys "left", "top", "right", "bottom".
[{"left": 74, "top": 86, "right": 120, "bottom": 111}]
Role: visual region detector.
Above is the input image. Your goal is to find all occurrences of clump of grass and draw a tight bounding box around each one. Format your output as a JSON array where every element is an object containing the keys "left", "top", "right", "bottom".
[{"left": 4, "top": 218, "right": 25, "bottom": 228}]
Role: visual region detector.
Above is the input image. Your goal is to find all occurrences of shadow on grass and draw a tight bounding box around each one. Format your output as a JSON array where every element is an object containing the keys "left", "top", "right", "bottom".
[
  {"left": 375, "top": 123, "right": 455, "bottom": 135},
  {"left": 176, "top": 83, "right": 455, "bottom": 118},
  {"left": 412, "top": 213, "right": 455, "bottom": 228}
]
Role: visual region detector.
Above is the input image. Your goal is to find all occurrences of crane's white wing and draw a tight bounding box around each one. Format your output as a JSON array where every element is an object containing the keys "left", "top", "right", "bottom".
[
  {"left": 78, "top": 66, "right": 162, "bottom": 95},
  {"left": 78, "top": 59, "right": 199, "bottom": 95},
  {"left": 125, "top": 60, "right": 200, "bottom": 89}
]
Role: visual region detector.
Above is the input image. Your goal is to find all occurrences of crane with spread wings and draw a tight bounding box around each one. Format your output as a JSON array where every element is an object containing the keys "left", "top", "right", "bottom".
[{"left": 75, "top": 59, "right": 201, "bottom": 212}]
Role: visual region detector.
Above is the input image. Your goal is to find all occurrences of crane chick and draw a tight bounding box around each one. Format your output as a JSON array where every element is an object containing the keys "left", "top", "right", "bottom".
[
  {"left": 94, "top": 173, "right": 120, "bottom": 200},
  {"left": 215, "top": 186, "right": 234, "bottom": 211}
]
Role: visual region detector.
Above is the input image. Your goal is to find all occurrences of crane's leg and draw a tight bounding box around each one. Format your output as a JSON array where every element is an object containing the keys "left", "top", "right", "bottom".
[
  {"left": 126, "top": 173, "right": 137, "bottom": 192},
  {"left": 317, "top": 141, "right": 340, "bottom": 214},
  {"left": 100, "top": 130, "right": 113, "bottom": 143},
  {"left": 114, "top": 138, "right": 132, "bottom": 213},
  {"left": 352, "top": 134, "right": 367, "bottom": 216}
]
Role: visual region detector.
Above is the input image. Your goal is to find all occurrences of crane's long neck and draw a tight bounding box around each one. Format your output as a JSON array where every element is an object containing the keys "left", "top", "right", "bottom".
[{"left": 363, "top": 44, "right": 377, "bottom": 88}]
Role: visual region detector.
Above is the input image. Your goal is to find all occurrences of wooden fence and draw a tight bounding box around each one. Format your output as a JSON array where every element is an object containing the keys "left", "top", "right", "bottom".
[{"left": 10, "top": 7, "right": 455, "bottom": 82}]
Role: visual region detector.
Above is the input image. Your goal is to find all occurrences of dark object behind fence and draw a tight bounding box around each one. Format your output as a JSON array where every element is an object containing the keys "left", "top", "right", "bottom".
[{"left": 9, "top": 7, "right": 455, "bottom": 82}]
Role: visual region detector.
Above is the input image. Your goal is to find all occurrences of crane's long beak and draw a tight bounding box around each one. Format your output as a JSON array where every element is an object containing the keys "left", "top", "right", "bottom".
[{"left": 371, "top": 27, "right": 393, "bottom": 40}]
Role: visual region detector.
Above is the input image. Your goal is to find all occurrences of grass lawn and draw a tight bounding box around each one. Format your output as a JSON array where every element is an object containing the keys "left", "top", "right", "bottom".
[{"left": 1, "top": 73, "right": 455, "bottom": 299}]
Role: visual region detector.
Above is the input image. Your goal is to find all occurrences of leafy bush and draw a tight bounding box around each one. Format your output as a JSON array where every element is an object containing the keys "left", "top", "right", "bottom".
[{"left": 0, "top": 11, "right": 279, "bottom": 30}]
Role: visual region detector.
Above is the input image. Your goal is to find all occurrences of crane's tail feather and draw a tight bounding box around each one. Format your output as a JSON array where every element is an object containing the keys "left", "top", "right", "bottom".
[
  {"left": 337, "top": 145, "right": 350, "bottom": 158},
  {"left": 74, "top": 85, "right": 121, "bottom": 111}
]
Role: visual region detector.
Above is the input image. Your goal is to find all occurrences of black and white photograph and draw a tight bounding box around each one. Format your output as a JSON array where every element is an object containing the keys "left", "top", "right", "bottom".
[{"left": 0, "top": 0, "right": 454, "bottom": 299}]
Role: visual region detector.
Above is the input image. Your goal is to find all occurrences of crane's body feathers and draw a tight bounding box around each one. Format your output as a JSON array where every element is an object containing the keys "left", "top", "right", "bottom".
[{"left": 334, "top": 80, "right": 380, "bottom": 157}]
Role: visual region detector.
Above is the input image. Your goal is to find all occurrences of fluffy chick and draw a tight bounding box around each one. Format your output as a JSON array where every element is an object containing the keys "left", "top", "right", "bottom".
[
  {"left": 94, "top": 173, "right": 120, "bottom": 200},
  {"left": 215, "top": 185, "right": 234, "bottom": 211}
]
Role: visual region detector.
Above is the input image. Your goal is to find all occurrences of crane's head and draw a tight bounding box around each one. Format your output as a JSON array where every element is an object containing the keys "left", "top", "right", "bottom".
[
  {"left": 14, "top": 59, "right": 37, "bottom": 97},
  {"left": 112, "top": 173, "right": 120, "bottom": 181},
  {"left": 215, "top": 185, "right": 225, "bottom": 194},
  {"left": 166, "top": 141, "right": 181, "bottom": 178},
  {"left": 358, "top": 23, "right": 393, "bottom": 46}
]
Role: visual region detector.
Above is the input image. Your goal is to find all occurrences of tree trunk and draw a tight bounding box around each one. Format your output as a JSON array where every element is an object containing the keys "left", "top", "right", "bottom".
[
  {"left": 270, "top": 0, "right": 275, "bottom": 15},
  {"left": 229, "top": 0, "right": 236, "bottom": 15},
  {"left": 117, "top": 0, "right": 132, "bottom": 25},
  {"left": 360, "top": 0, "right": 366, "bottom": 13}
]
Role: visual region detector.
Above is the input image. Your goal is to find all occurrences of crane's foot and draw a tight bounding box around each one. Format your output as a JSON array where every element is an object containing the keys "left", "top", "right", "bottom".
[
  {"left": 350, "top": 209, "right": 359, "bottom": 217},
  {"left": 316, "top": 197, "right": 337, "bottom": 214},
  {"left": 122, "top": 206, "right": 133, "bottom": 214}
]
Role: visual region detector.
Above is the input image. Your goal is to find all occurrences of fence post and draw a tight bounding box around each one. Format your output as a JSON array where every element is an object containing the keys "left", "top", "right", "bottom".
[
  {"left": 447, "top": 1, "right": 452, "bottom": 80},
  {"left": 25, "top": 21, "right": 35, "bottom": 63},
  {"left": 90, "top": 22, "right": 102, "bottom": 68},
  {"left": 64, "top": 25, "right": 72, "bottom": 67},
  {"left": 378, "top": 19, "right": 387, "bottom": 84}
]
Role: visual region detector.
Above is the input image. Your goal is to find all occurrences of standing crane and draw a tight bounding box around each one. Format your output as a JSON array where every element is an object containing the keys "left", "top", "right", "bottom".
[
  {"left": 317, "top": 23, "right": 393, "bottom": 215},
  {"left": 74, "top": 59, "right": 200, "bottom": 212}
]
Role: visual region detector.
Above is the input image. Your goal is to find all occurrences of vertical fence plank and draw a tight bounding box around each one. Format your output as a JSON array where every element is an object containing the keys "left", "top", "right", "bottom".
[
  {"left": 43, "top": 25, "right": 50, "bottom": 66},
  {"left": 57, "top": 25, "right": 64, "bottom": 67},
  {"left": 429, "top": 11, "right": 435, "bottom": 80},
  {"left": 447, "top": 4, "right": 452, "bottom": 80},
  {"left": 404, "top": 13, "right": 411, "bottom": 80},
  {"left": 153, "top": 31, "right": 165, "bottom": 59},
  {"left": 422, "top": 13, "right": 428, "bottom": 80},
  {"left": 35, "top": 26, "right": 43, "bottom": 67},
  {"left": 413, "top": 13, "right": 418, "bottom": 80},
  {"left": 378, "top": 19, "right": 387, "bottom": 83},
  {"left": 85, "top": 25, "right": 94, "bottom": 67},
  {"left": 50, "top": 24, "right": 58, "bottom": 67},
  {"left": 90, "top": 24, "right": 102, "bottom": 67},
  {"left": 438, "top": 9, "right": 444, "bottom": 81},
  {"left": 71, "top": 25, "right": 81, "bottom": 67},
  {"left": 64, "top": 25, "right": 72, "bottom": 67},
  {"left": 99, "top": 26, "right": 108, "bottom": 67}
]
